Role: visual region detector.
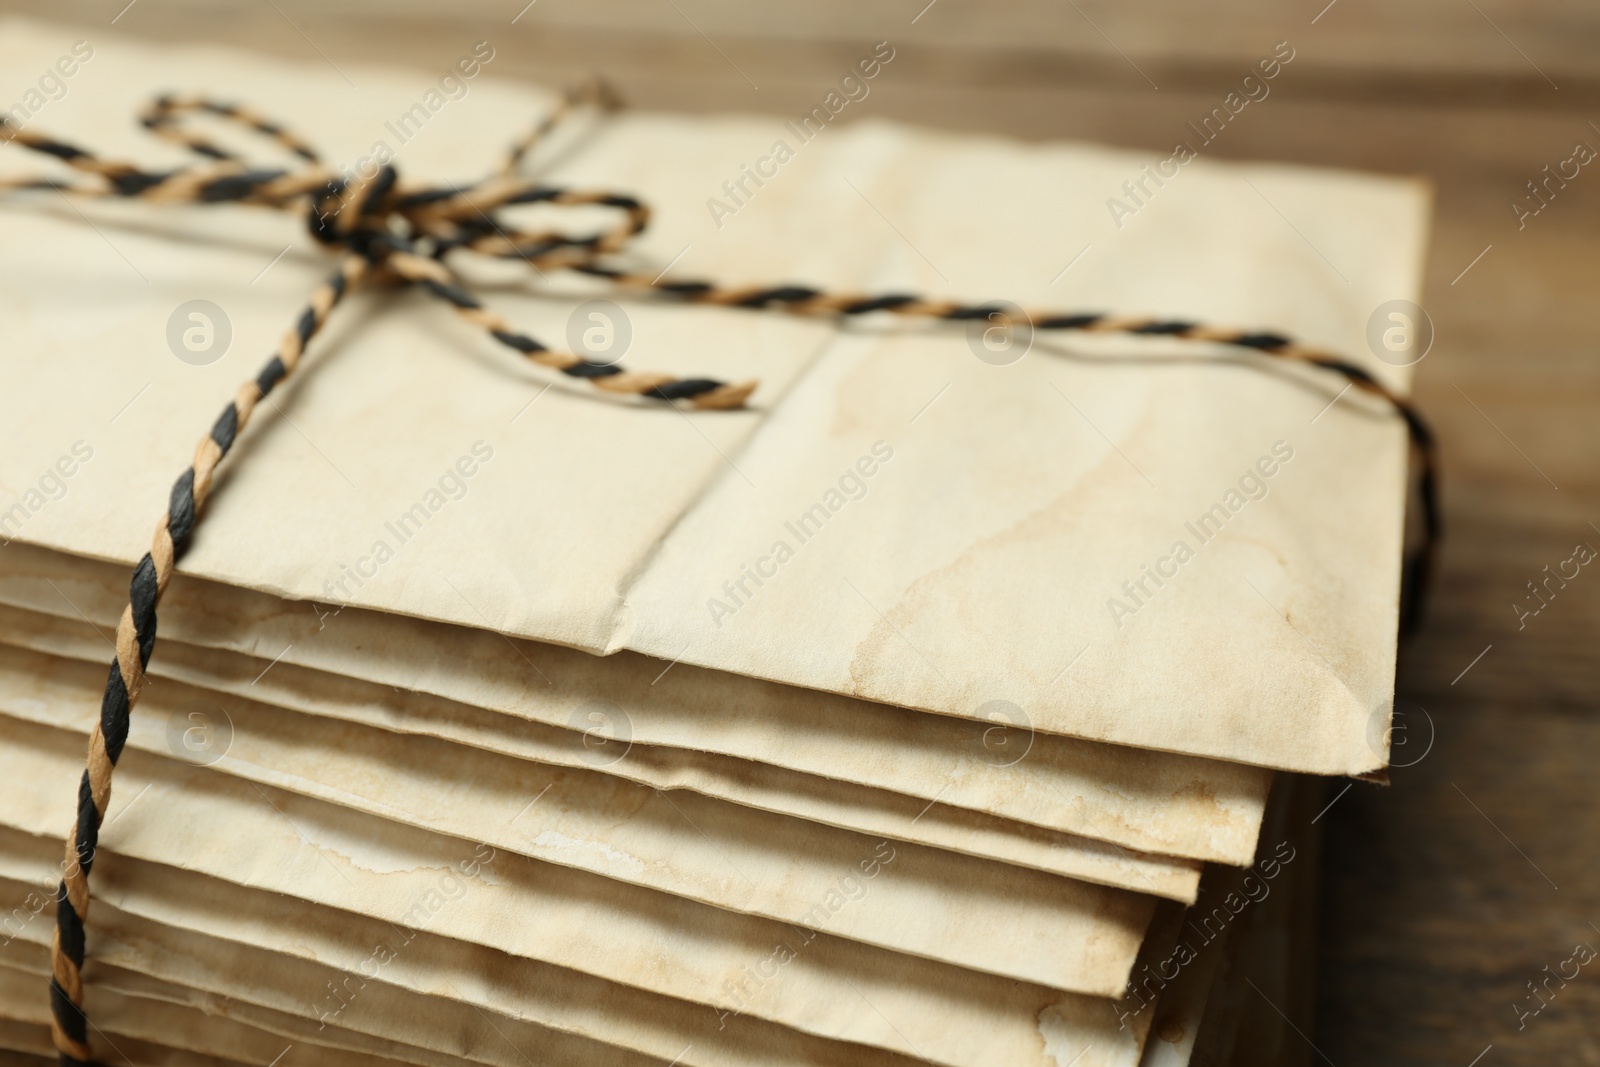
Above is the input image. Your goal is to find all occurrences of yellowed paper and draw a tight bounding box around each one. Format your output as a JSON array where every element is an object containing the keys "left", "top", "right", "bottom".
[
  {"left": 0, "top": 953, "right": 464, "bottom": 1067},
  {"left": 0, "top": 912, "right": 593, "bottom": 1067},
  {"left": 0, "top": 544, "right": 1267, "bottom": 867},
  {"left": 0, "top": 601, "right": 1202, "bottom": 900},
  {"left": 0, "top": 956, "right": 408, "bottom": 1067},
  {"left": 0, "top": 837, "right": 942, "bottom": 1067},
  {"left": 0, "top": 613, "right": 1200, "bottom": 901},
  {"left": 0, "top": 22, "right": 1425, "bottom": 775},
  {"left": 0, "top": 607, "right": 1203, "bottom": 902},
  {"left": 0, "top": 715, "right": 1149, "bottom": 1067},
  {"left": 0, "top": 642, "right": 1157, "bottom": 984},
  {"left": 1132, "top": 901, "right": 1230, "bottom": 1067}
]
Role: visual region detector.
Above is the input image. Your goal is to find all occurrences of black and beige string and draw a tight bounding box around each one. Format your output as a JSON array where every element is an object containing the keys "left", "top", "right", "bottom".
[{"left": 0, "top": 86, "right": 1437, "bottom": 1066}]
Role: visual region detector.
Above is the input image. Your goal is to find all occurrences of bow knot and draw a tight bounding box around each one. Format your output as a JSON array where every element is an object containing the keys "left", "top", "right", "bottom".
[{"left": 305, "top": 162, "right": 402, "bottom": 257}]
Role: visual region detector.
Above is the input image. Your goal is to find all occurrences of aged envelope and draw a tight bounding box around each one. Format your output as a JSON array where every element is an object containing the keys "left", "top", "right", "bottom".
[
  {"left": 0, "top": 22, "right": 1426, "bottom": 774},
  {"left": 0, "top": 950, "right": 445, "bottom": 1067},
  {"left": 0, "top": 612, "right": 1202, "bottom": 899},
  {"left": 0, "top": 955, "right": 414, "bottom": 1067},
  {"left": 0, "top": 543, "right": 1269, "bottom": 867},
  {"left": 0, "top": 877, "right": 911, "bottom": 1067},
  {"left": 1131, "top": 872, "right": 1241, "bottom": 1067},
  {"left": 0, "top": 641, "right": 1159, "bottom": 984},
  {"left": 1, "top": 906, "right": 626, "bottom": 1067},
  {"left": 0, "top": 717, "right": 1150, "bottom": 1067},
  {"left": 0, "top": 829, "right": 934, "bottom": 1067}
]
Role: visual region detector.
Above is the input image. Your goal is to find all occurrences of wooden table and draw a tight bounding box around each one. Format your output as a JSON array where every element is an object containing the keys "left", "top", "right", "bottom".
[{"left": 6, "top": 2, "right": 1597, "bottom": 1062}]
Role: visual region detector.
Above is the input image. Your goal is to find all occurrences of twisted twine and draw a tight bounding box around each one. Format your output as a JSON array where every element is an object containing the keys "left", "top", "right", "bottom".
[{"left": 0, "top": 81, "right": 1437, "bottom": 1065}]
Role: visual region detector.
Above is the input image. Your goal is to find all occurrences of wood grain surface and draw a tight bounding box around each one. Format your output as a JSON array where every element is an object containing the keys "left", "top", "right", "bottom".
[{"left": 3, "top": 2, "right": 1597, "bottom": 1063}]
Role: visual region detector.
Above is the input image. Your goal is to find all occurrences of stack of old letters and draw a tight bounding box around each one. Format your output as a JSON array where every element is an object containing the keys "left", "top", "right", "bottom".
[{"left": 0, "top": 20, "right": 1426, "bottom": 1067}]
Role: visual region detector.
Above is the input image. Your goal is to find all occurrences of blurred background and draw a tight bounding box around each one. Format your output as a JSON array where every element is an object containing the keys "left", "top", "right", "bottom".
[{"left": 6, "top": 1, "right": 1598, "bottom": 1062}]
